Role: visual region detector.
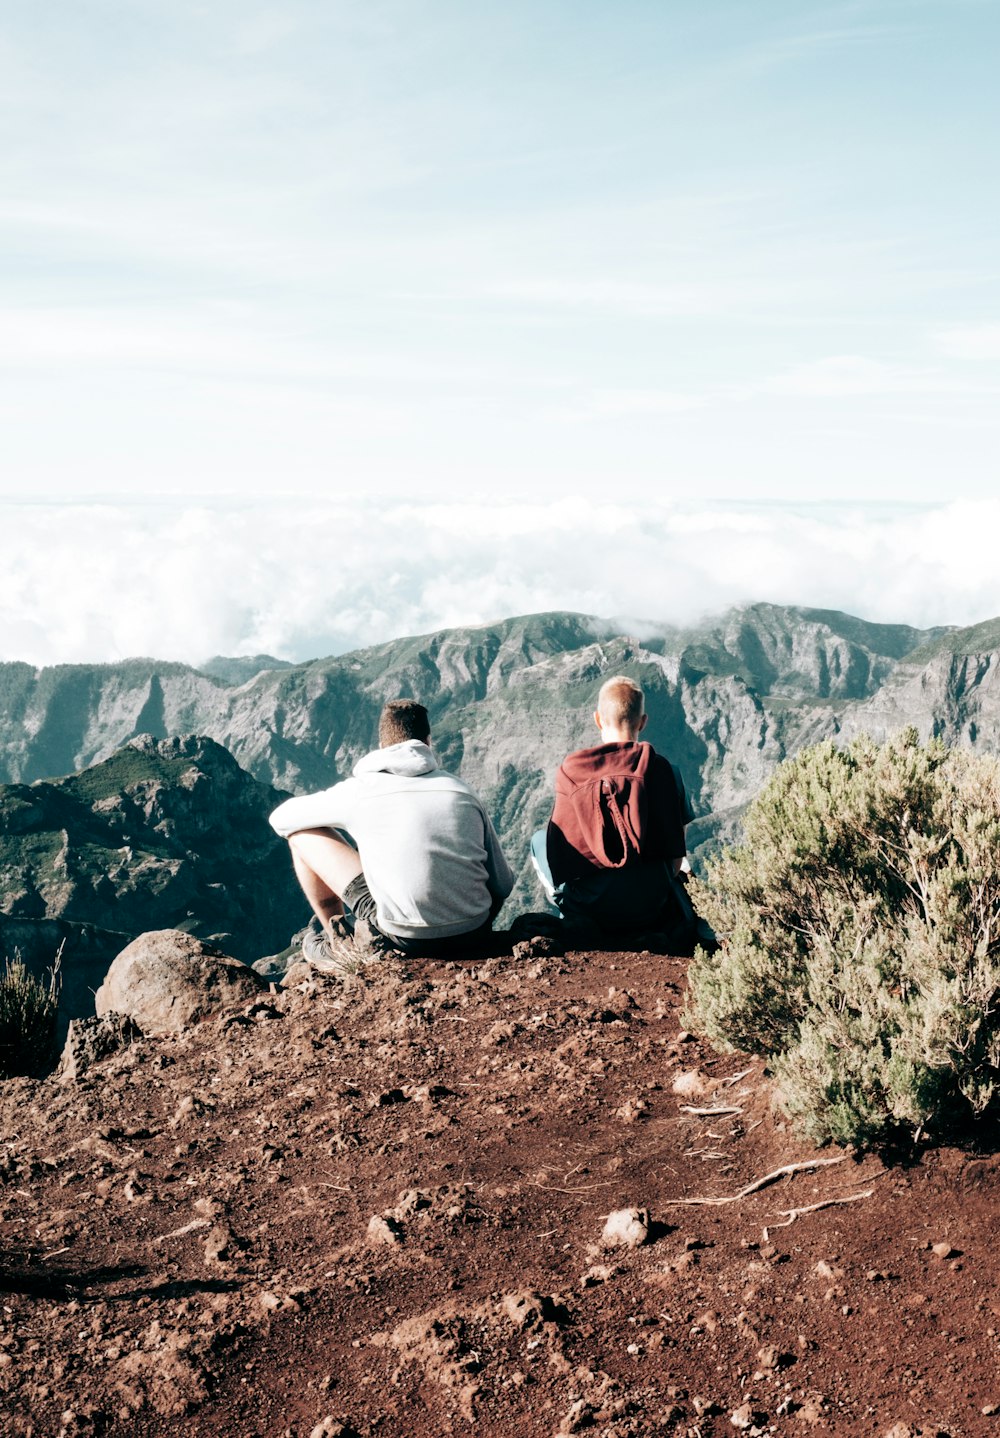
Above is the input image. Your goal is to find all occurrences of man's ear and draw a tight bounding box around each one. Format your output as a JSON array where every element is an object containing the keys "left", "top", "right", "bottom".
[
  {"left": 638, "top": 713, "right": 648, "bottom": 733},
  {"left": 593, "top": 709, "right": 603, "bottom": 732}
]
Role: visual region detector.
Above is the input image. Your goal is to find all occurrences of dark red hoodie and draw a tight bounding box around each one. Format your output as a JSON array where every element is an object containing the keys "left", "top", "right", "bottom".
[{"left": 546, "top": 741, "right": 686, "bottom": 885}]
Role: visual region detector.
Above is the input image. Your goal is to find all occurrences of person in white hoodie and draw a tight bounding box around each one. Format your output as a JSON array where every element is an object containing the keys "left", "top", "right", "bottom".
[{"left": 269, "top": 699, "right": 514, "bottom": 964}]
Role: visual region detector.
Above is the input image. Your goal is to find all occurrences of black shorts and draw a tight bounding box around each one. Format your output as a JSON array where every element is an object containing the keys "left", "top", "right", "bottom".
[{"left": 342, "top": 873, "right": 493, "bottom": 957}]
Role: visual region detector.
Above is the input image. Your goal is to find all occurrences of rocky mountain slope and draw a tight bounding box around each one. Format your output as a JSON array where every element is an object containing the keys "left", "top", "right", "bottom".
[
  {"left": 0, "top": 735, "right": 300, "bottom": 1016},
  {"left": 2, "top": 604, "right": 992, "bottom": 913}
]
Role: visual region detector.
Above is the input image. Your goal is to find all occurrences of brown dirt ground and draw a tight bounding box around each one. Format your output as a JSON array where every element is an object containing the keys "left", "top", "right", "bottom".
[{"left": 2, "top": 946, "right": 1000, "bottom": 1438}]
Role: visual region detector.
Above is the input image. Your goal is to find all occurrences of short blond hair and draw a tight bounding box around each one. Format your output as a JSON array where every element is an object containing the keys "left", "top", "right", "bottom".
[{"left": 597, "top": 675, "right": 644, "bottom": 730}]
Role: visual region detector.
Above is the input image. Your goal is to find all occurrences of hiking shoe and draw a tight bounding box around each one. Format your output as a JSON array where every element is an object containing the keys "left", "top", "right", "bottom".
[{"left": 301, "top": 918, "right": 366, "bottom": 977}]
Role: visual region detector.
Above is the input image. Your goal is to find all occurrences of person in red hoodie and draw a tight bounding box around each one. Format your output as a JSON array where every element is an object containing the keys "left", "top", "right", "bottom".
[{"left": 530, "top": 675, "right": 703, "bottom": 948}]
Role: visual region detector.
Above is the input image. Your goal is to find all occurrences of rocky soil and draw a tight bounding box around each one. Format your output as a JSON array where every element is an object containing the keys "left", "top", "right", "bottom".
[{"left": 2, "top": 944, "right": 999, "bottom": 1438}]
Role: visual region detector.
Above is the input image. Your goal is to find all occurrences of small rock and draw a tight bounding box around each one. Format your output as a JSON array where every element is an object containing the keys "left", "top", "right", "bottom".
[
  {"left": 58, "top": 1012, "right": 142, "bottom": 1084},
  {"left": 513, "top": 936, "right": 560, "bottom": 960},
  {"left": 614, "top": 1098, "right": 648, "bottom": 1123},
  {"left": 309, "top": 1421, "right": 358, "bottom": 1438},
  {"left": 394, "top": 1189, "right": 432, "bottom": 1216},
  {"left": 730, "top": 1403, "right": 754, "bottom": 1430},
  {"left": 579, "top": 1265, "right": 614, "bottom": 1288},
  {"left": 371, "top": 1088, "right": 408, "bottom": 1108},
  {"left": 556, "top": 1397, "right": 595, "bottom": 1433},
  {"left": 280, "top": 960, "right": 314, "bottom": 988},
  {"left": 932, "top": 1242, "right": 958, "bottom": 1260},
  {"left": 366, "top": 1213, "right": 403, "bottom": 1247},
  {"left": 671, "top": 1069, "right": 708, "bottom": 1097},
  {"left": 203, "top": 1226, "right": 232, "bottom": 1265},
  {"left": 501, "top": 1291, "right": 556, "bottom": 1329},
  {"left": 601, "top": 1208, "right": 650, "bottom": 1249},
  {"left": 883, "top": 1424, "right": 914, "bottom": 1438},
  {"left": 982, "top": 1404, "right": 999, "bottom": 1416},
  {"left": 814, "top": 1260, "right": 844, "bottom": 1280}
]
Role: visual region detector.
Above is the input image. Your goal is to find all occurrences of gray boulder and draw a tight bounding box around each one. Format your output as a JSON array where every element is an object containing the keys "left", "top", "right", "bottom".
[{"left": 95, "top": 929, "right": 264, "bottom": 1035}]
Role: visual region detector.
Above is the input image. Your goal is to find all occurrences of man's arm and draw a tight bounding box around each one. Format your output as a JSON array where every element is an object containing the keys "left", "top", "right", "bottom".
[{"left": 269, "top": 779, "right": 354, "bottom": 839}]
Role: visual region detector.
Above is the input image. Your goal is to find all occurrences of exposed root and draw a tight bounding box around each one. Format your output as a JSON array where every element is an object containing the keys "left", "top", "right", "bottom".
[
  {"left": 532, "top": 1180, "right": 617, "bottom": 1194},
  {"left": 660, "top": 1155, "right": 848, "bottom": 1207},
  {"left": 763, "top": 1188, "right": 875, "bottom": 1239}
]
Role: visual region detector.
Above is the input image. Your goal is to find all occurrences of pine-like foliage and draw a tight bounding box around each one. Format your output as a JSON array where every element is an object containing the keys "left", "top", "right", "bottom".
[
  {"left": 0, "top": 951, "right": 61, "bottom": 1078},
  {"left": 685, "top": 730, "right": 1000, "bottom": 1147}
]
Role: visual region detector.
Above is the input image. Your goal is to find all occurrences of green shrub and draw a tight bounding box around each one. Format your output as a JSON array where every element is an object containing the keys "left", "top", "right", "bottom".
[
  {"left": 0, "top": 949, "right": 61, "bottom": 1078},
  {"left": 685, "top": 730, "right": 1000, "bottom": 1147}
]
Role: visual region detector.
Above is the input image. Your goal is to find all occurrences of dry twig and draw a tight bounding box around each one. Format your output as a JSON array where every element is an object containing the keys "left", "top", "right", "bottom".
[{"left": 679, "top": 1104, "right": 744, "bottom": 1116}]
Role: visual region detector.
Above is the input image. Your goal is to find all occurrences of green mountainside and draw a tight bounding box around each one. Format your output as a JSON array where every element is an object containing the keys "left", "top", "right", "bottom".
[{"left": 0, "top": 735, "right": 300, "bottom": 1015}]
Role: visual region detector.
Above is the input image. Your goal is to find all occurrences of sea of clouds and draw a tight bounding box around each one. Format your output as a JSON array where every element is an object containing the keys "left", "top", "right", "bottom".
[{"left": 4, "top": 496, "right": 999, "bottom": 667}]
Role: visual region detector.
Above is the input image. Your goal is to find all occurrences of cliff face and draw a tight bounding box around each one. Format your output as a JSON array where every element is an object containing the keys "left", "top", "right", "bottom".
[
  {"left": 1, "top": 604, "right": 997, "bottom": 918},
  {"left": 0, "top": 734, "right": 302, "bottom": 1011}
]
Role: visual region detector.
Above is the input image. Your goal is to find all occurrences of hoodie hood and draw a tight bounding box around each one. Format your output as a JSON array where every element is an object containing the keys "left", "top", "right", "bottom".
[
  {"left": 558, "top": 741, "right": 651, "bottom": 787},
  {"left": 353, "top": 739, "right": 439, "bottom": 779}
]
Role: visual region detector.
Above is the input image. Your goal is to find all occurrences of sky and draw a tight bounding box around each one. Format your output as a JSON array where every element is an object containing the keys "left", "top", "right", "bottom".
[{"left": 3, "top": 1, "right": 1000, "bottom": 663}]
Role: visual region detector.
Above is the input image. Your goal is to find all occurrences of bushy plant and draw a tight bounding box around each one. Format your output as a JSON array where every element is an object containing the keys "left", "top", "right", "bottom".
[
  {"left": 0, "top": 949, "right": 61, "bottom": 1078},
  {"left": 685, "top": 730, "right": 1000, "bottom": 1147}
]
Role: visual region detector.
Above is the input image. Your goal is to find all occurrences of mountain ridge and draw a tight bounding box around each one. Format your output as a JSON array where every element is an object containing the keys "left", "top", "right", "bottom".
[{"left": 2, "top": 604, "right": 1000, "bottom": 921}]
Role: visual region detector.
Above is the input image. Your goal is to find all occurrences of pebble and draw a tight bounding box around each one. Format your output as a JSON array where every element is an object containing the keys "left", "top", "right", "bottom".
[
  {"left": 671, "top": 1069, "right": 708, "bottom": 1097},
  {"left": 601, "top": 1208, "right": 650, "bottom": 1250},
  {"left": 555, "top": 1398, "right": 595, "bottom": 1435},
  {"left": 501, "top": 1292, "right": 552, "bottom": 1329},
  {"left": 932, "top": 1242, "right": 958, "bottom": 1260},
  {"left": 366, "top": 1213, "right": 403, "bottom": 1246},
  {"left": 309, "top": 1421, "right": 356, "bottom": 1438},
  {"left": 814, "top": 1260, "right": 843, "bottom": 1280},
  {"left": 203, "top": 1226, "right": 232, "bottom": 1265}
]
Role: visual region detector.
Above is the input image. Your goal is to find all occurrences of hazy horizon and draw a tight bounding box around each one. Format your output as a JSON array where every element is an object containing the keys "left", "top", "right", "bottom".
[{"left": 4, "top": 494, "right": 998, "bottom": 668}]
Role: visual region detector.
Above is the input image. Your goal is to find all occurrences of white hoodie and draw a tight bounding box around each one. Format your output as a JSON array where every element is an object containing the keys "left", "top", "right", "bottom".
[{"left": 269, "top": 741, "right": 514, "bottom": 940}]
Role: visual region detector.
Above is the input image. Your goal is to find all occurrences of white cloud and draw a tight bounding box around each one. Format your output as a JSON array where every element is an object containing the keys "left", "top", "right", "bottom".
[
  {"left": 2, "top": 497, "right": 999, "bottom": 668},
  {"left": 759, "top": 355, "right": 971, "bottom": 398},
  {"left": 935, "top": 325, "right": 1000, "bottom": 361},
  {"left": 589, "top": 389, "right": 705, "bottom": 417}
]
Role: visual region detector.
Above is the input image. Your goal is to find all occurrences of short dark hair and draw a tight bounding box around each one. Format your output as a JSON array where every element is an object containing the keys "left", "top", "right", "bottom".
[{"left": 378, "top": 699, "right": 430, "bottom": 747}]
